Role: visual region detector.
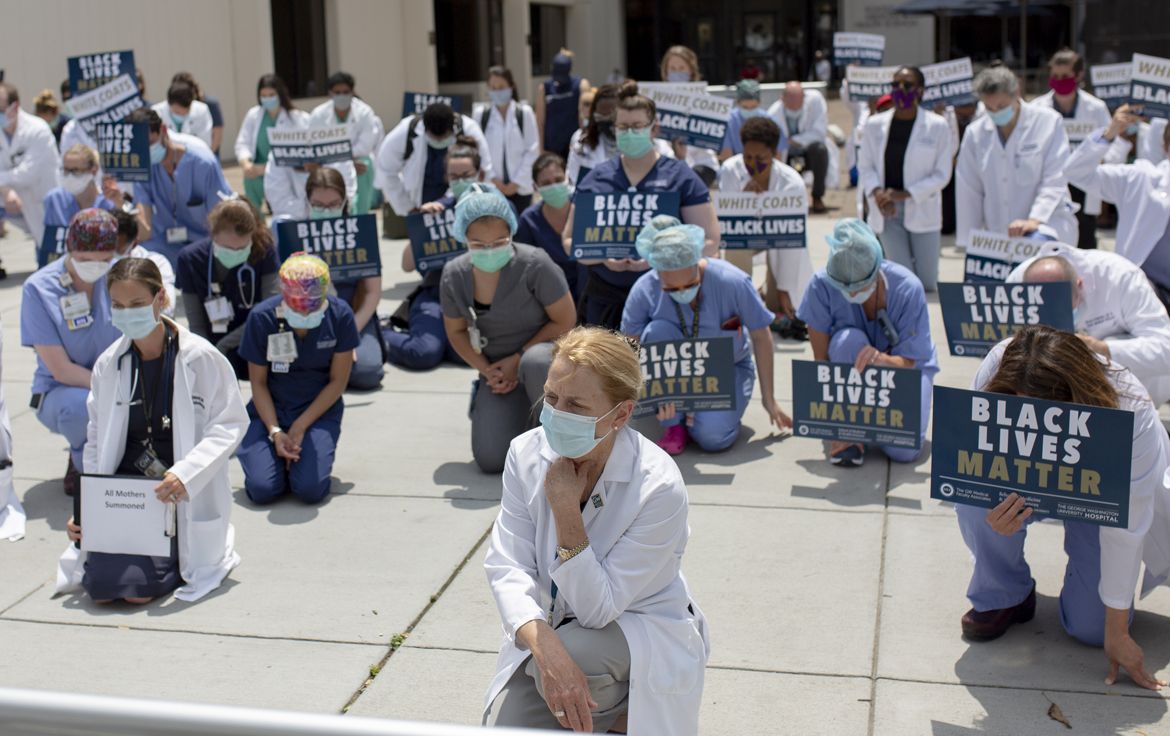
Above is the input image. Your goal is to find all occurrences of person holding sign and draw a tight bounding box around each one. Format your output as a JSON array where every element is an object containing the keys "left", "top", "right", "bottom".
[
  {"left": 235, "top": 74, "right": 300, "bottom": 212},
  {"left": 59, "top": 257, "right": 247, "bottom": 604},
  {"left": 1008, "top": 246, "right": 1170, "bottom": 406},
  {"left": 954, "top": 327, "right": 1170, "bottom": 692},
  {"left": 0, "top": 82, "right": 62, "bottom": 256},
  {"left": 310, "top": 72, "right": 384, "bottom": 215},
  {"left": 440, "top": 185, "right": 575, "bottom": 474},
  {"left": 21, "top": 209, "right": 122, "bottom": 495},
  {"left": 176, "top": 198, "right": 280, "bottom": 380},
  {"left": 622, "top": 216, "right": 790, "bottom": 454},
  {"left": 859, "top": 66, "right": 954, "bottom": 292},
  {"left": 516, "top": 153, "right": 584, "bottom": 301},
  {"left": 766, "top": 82, "right": 830, "bottom": 214},
  {"left": 955, "top": 67, "right": 1079, "bottom": 248},
  {"left": 717, "top": 116, "right": 813, "bottom": 326},
  {"left": 564, "top": 82, "right": 718, "bottom": 330},
  {"left": 480, "top": 66, "right": 540, "bottom": 213},
  {"left": 482, "top": 326, "right": 709, "bottom": 734},
  {"left": 237, "top": 253, "right": 359, "bottom": 504},
  {"left": 1032, "top": 50, "right": 1112, "bottom": 250},
  {"left": 127, "top": 107, "right": 231, "bottom": 271},
  {"left": 657, "top": 46, "right": 720, "bottom": 185},
  {"left": 797, "top": 219, "right": 937, "bottom": 466},
  {"left": 40, "top": 144, "right": 119, "bottom": 267},
  {"left": 151, "top": 79, "right": 213, "bottom": 149}
]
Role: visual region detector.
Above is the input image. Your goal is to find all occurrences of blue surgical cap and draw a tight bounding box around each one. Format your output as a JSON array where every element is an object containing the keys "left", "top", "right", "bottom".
[
  {"left": 824, "top": 218, "right": 883, "bottom": 293},
  {"left": 451, "top": 183, "right": 518, "bottom": 243},
  {"left": 635, "top": 215, "right": 704, "bottom": 272}
]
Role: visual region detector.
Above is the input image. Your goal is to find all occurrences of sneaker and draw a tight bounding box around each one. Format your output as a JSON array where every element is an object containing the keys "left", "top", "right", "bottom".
[
  {"left": 657, "top": 424, "right": 688, "bottom": 456},
  {"left": 829, "top": 444, "right": 864, "bottom": 467},
  {"left": 63, "top": 457, "right": 80, "bottom": 496}
]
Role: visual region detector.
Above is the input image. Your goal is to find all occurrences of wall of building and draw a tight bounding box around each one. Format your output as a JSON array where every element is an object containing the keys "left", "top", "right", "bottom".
[{"left": 839, "top": 0, "right": 935, "bottom": 67}]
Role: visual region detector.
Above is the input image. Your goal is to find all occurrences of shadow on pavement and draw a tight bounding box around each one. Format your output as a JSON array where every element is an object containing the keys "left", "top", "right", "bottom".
[
  {"left": 21, "top": 479, "right": 70, "bottom": 531},
  {"left": 435, "top": 460, "right": 502, "bottom": 507},
  {"left": 53, "top": 577, "right": 242, "bottom": 617},
  {"left": 231, "top": 478, "right": 353, "bottom": 524}
]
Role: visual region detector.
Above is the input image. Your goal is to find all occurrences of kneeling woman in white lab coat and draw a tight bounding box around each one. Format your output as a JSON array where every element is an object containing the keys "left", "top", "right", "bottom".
[
  {"left": 483, "top": 327, "right": 709, "bottom": 735},
  {"left": 58, "top": 258, "right": 248, "bottom": 604}
]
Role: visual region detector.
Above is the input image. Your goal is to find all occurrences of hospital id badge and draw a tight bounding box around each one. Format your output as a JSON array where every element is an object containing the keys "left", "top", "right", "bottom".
[
  {"left": 267, "top": 331, "right": 298, "bottom": 363},
  {"left": 205, "top": 296, "right": 234, "bottom": 333},
  {"left": 134, "top": 445, "right": 169, "bottom": 479},
  {"left": 60, "top": 292, "right": 92, "bottom": 331},
  {"left": 166, "top": 226, "right": 189, "bottom": 244}
]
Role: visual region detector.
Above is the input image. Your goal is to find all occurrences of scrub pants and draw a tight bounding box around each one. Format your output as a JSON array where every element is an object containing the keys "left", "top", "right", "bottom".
[
  {"left": 36, "top": 386, "right": 89, "bottom": 469},
  {"left": 484, "top": 620, "right": 630, "bottom": 731},
  {"left": 353, "top": 156, "right": 376, "bottom": 214},
  {"left": 239, "top": 413, "right": 341, "bottom": 504},
  {"left": 642, "top": 319, "right": 753, "bottom": 452},
  {"left": 1069, "top": 185, "right": 1097, "bottom": 250},
  {"left": 955, "top": 503, "right": 1128, "bottom": 646},
  {"left": 879, "top": 204, "right": 940, "bottom": 292},
  {"left": 348, "top": 319, "right": 385, "bottom": 390},
  {"left": 828, "top": 328, "right": 931, "bottom": 462},
  {"left": 244, "top": 176, "right": 266, "bottom": 212},
  {"left": 383, "top": 287, "right": 461, "bottom": 370},
  {"left": 788, "top": 140, "right": 829, "bottom": 199},
  {"left": 470, "top": 343, "right": 554, "bottom": 474}
]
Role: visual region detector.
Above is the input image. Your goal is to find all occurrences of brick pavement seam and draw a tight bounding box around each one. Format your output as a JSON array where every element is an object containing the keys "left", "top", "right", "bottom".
[{"left": 866, "top": 459, "right": 894, "bottom": 736}]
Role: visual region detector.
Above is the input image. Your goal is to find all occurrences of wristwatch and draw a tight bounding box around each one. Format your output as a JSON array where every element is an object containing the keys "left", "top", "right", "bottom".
[
  {"left": 557, "top": 539, "right": 590, "bottom": 561},
  {"left": 268, "top": 425, "right": 283, "bottom": 442}
]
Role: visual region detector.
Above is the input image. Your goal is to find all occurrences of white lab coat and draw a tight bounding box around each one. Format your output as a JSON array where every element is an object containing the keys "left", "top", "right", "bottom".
[
  {"left": 0, "top": 109, "right": 61, "bottom": 247},
  {"left": 1030, "top": 90, "right": 1111, "bottom": 215},
  {"left": 251, "top": 109, "right": 357, "bottom": 219},
  {"left": 58, "top": 117, "right": 96, "bottom": 155},
  {"left": 152, "top": 100, "right": 214, "bottom": 149},
  {"left": 1104, "top": 121, "right": 1168, "bottom": 166},
  {"left": 955, "top": 102, "right": 1078, "bottom": 247},
  {"left": 234, "top": 105, "right": 304, "bottom": 164},
  {"left": 473, "top": 101, "right": 540, "bottom": 195},
  {"left": 1007, "top": 243, "right": 1170, "bottom": 405},
  {"left": 56, "top": 321, "right": 247, "bottom": 602},
  {"left": 973, "top": 340, "right": 1170, "bottom": 604},
  {"left": 375, "top": 113, "right": 495, "bottom": 216},
  {"left": 566, "top": 129, "right": 674, "bottom": 186},
  {"left": 718, "top": 155, "right": 814, "bottom": 306},
  {"left": 765, "top": 89, "right": 828, "bottom": 149},
  {"left": 858, "top": 109, "right": 954, "bottom": 234},
  {"left": 484, "top": 427, "right": 710, "bottom": 736},
  {"left": 1065, "top": 130, "right": 1170, "bottom": 267},
  {"left": 310, "top": 97, "right": 384, "bottom": 159}
]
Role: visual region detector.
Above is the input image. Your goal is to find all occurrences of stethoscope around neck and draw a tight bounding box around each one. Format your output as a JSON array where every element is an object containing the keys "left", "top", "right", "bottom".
[
  {"left": 115, "top": 323, "right": 177, "bottom": 420},
  {"left": 207, "top": 248, "right": 257, "bottom": 309}
]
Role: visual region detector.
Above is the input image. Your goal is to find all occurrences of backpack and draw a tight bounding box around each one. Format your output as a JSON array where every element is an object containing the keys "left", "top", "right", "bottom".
[
  {"left": 403, "top": 113, "right": 465, "bottom": 160},
  {"left": 479, "top": 105, "right": 525, "bottom": 136}
]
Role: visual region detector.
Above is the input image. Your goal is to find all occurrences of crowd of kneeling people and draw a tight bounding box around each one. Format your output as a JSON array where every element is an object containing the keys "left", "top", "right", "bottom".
[{"left": 1, "top": 43, "right": 1169, "bottom": 734}]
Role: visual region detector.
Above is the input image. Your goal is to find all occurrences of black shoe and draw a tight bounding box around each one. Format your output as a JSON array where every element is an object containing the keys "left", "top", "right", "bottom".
[{"left": 961, "top": 584, "right": 1036, "bottom": 641}]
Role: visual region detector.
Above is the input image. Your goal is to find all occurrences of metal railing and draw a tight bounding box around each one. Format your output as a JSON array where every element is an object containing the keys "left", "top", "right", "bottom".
[{"left": 0, "top": 687, "right": 560, "bottom": 736}]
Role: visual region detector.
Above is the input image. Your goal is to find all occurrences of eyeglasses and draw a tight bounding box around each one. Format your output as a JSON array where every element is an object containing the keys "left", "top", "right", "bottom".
[
  {"left": 615, "top": 122, "right": 652, "bottom": 133},
  {"left": 466, "top": 238, "right": 511, "bottom": 250}
]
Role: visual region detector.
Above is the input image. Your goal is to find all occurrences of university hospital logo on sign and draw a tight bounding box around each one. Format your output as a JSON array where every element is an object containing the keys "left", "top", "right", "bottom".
[
  {"left": 1130, "top": 53, "right": 1170, "bottom": 120},
  {"left": 571, "top": 191, "right": 681, "bottom": 261},
  {"left": 938, "top": 282, "right": 1074, "bottom": 357}
]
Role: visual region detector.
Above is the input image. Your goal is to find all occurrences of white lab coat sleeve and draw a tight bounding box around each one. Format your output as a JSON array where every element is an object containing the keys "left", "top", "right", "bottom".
[
  {"left": 376, "top": 119, "right": 414, "bottom": 216},
  {"left": 168, "top": 350, "right": 247, "bottom": 500},
  {"left": 0, "top": 122, "right": 59, "bottom": 190},
  {"left": 463, "top": 115, "right": 495, "bottom": 184},
  {"left": 516, "top": 106, "right": 541, "bottom": 192},
  {"left": 907, "top": 118, "right": 956, "bottom": 204},
  {"left": 263, "top": 164, "right": 302, "bottom": 220},
  {"left": 234, "top": 107, "right": 260, "bottom": 163},
  {"left": 82, "top": 359, "right": 104, "bottom": 475},
  {"left": 1104, "top": 268, "right": 1170, "bottom": 383},
  {"left": 1103, "top": 136, "right": 1132, "bottom": 165},
  {"left": 190, "top": 102, "right": 214, "bottom": 148},
  {"left": 1099, "top": 385, "right": 1162, "bottom": 609},
  {"left": 954, "top": 126, "right": 984, "bottom": 247},
  {"left": 566, "top": 144, "right": 584, "bottom": 186},
  {"left": 484, "top": 447, "right": 547, "bottom": 643},
  {"left": 1065, "top": 133, "right": 1136, "bottom": 205},
  {"left": 549, "top": 478, "right": 689, "bottom": 630},
  {"left": 857, "top": 117, "right": 882, "bottom": 197},
  {"left": 353, "top": 106, "right": 382, "bottom": 159},
  {"left": 945, "top": 106, "right": 961, "bottom": 157},
  {"left": 792, "top": 93, "right": 828, "bottom": 148},
  {"left": 1027, "top": 119, "right": 1071, "bottom": 225}
]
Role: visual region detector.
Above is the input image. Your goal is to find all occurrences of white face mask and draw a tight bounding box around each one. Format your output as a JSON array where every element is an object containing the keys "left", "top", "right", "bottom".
[
  {"left": 845, "top": 282, "right": 877, "bottom": 304},
  {"left": 71, "top": 257, "right": 113, "bottom": 284},
  {"left": 62, "top": 172, "right": 92, "bottom": 196}
]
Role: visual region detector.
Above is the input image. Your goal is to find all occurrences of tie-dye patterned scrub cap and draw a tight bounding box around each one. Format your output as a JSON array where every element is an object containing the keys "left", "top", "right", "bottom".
[
  {"left": 279, "top": 252, "right": 331, "bottom": 314},
  {"left": 66, "top": 208, "right": 118, "bottom": 253}
]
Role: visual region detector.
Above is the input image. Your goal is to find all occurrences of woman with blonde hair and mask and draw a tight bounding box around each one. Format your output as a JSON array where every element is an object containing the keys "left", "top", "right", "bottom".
[{"left": 40, "top": 144, "right": 120, "bottom": 267}]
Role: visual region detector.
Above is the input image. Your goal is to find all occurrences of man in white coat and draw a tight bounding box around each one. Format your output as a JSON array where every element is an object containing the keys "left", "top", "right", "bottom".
[
  {"left": 1031, "top": 49, "right": 1112, "bottom": 250},
  {"left": 0, "top": 82, "right": 61, "bottom": 254},
  {"left": 767, "top": 82, "right": 829, "bottom": 213},
  {"left": 956, "top": 67, "right": 1079, "bottom": 248},
  {"left": 375, "top": 102, "right": 493, "bottom": 217},
  {"left": 1008, "top": 242, "right": 1170, "bottom": 405},
  {"left": 152, "top": 80, "right": 214, "bottom": 149},
  {"left": 310, "top": 72, "right": 384, "bottom": 214}
]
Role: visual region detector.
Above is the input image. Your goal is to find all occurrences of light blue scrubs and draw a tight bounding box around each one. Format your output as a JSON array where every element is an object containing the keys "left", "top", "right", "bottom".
[
  {"left": 20, "top": 258, "right": 122, "bottom": 467},
  {"left": 40, "top": 189, "right": 116, "bottom": 267},
  {"left": 134, "top": 144, "right": 232, "bottom": 271},
  {"left": 796, "top": 260, "right": 938, "bottom": 462},
  {"left": 621, "top": 258, "right": 774, "bottom": 452}
]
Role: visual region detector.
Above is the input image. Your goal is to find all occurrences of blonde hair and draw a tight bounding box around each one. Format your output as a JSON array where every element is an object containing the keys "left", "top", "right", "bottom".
[
  {"left": 553, "top": 327, "right": 643, "bottom": 404},
  {"left": 206, "top": 198, "right": 273, "bottom": 264},
  {"left": 34, "top": 89, "right": 59, "bottom": 115},
  {"left": 63, "top": 143, "right": 99, "bottom": 171},
  {"left": 660, "top": 46, "right": 701, "bottom": 81}
]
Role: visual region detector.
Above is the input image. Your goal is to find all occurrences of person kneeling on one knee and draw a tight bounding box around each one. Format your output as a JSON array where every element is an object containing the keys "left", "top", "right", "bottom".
[
  {"left": 621, "top": 215, "right": 791, "bottom": 456},
  {"left": 956, "top": 326, "right": 1169, "bottom": 692},
  {"left": 237, "top": 253, "right": 359, "bottom": 504},
  {"left": 796, "top": 218, "right": 938, "bottom": 467},
  {"left": 483, "top": 327, "right": 709, "bottom": 734}
]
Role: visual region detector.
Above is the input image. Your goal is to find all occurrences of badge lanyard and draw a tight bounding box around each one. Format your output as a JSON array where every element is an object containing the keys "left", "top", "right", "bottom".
[
  {"left": 671, "top": 292, "right": 702, "bottom": 339},
  {"left": 206, "top": 253, "right": 257, "bottom": 309},
  {"left": 132, "top": 328, "right": 176, "bottom": 453}
]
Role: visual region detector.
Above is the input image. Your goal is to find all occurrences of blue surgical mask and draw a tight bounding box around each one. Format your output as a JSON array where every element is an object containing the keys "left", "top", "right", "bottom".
[
  {"left": 332, "top": 93, "right": 353, "bottom": 110},
  {"left": 740, "top": 107, "right": 765, "bottom": 119},
  {"left": 450, "top": 177, "right": 477, "bottom": 199},
  {"left": 987, "top": 104, "right": 1015, "bottom": 127},
  {"left": 667, "top": 71, "right": 692, "bottom": 83},
  {"left": 669, "top": 284, "right": 700, "bottom": 304},
  {"left": 470, "top": 243, "right": 514, "bottom": 273},
  {"left": 617, "top": 127, "right": 654, "bottom": 158},
  {"left": 489, "top": 88, "right": 513, "bottom": 107},
  {"left": 284, "top": 302, "right": 326, "bottom": 330},
  {"left": 170, "top": 112, "right": 188, "bottom": 127},
  {"left": 538, "top": 181, "right": 571, "bottom": 208},
  {"left": 0, "top": 112, "right": 8, "bottom": 129},
  {"left": 111, "top": 304, "right": 160, "bottom": 340},
  {"left": 149, "top": 141, "right": 166, "bottom": 165},
  {"left": 310, "top": 206, "right": 344, "bottom": 220},
  {"left": 260, "top": 95, "right": 280, "bottom": 111},
  {"left": 540, "top": 401, "right": 621, "bottom": 459}
]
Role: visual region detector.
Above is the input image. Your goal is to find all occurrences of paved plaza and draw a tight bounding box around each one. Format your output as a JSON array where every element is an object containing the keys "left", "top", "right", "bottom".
[{"left": 1, "top": 164, "right": 1168, "bottom": 735}]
